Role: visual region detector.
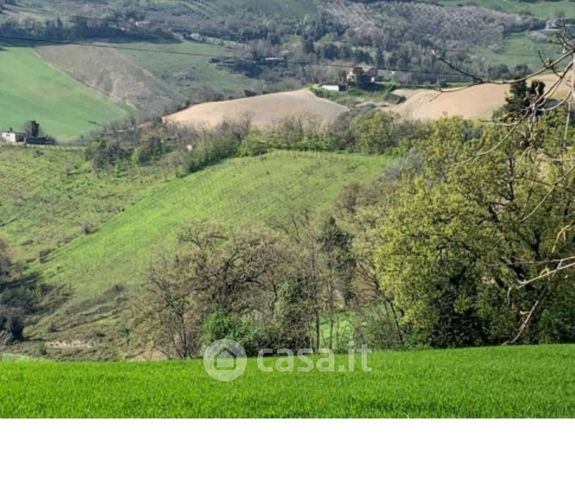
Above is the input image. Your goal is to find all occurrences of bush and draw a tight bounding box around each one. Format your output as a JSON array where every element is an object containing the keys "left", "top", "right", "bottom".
[
  {"left": 202, "top": 311, "right": 267, "bottom": 356},
  {"left": 352, "top": 305, "right": 406, "bottom": 350},
  {"left": 131, "top": 136, "right": 165, "bottom": 166},
  {"left": 0, "top": 240, "right": 46, "bottom": 342},
  {"left": 188, "top": 131, "right": 241, "bottom": 172},
  {"left": 187, "top": 120, "right": 251, "bottom": 173},
  {"left": 85, "top": 137, "right": 131, "bottom": 171}
]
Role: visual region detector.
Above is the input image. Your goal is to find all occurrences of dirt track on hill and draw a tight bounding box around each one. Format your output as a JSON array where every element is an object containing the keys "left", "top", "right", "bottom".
[{"left": 164, "top": 89, "right": 349, "bottom": 128}]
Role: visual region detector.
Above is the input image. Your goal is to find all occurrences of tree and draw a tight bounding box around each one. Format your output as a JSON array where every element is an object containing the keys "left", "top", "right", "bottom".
[
  {"left": 504, "top": 79, "right": 547, "bottom": 120},
  {"left": 318, "top": 216, "right": 355, "bottom": 348},
  {"left": 22, "top": 120, "right": 41, "bottom": 138},
  {"left": 0, "top": 240, "right": 46, "bottom": 345},
  {"left": 375, "top": 115, "right": 575, "bottom": 347},
  {"left": 85, "top": 137, "right": 130, "bottom": 171},
  {"left": 133, "top": 223, "right": 291, "bottom": 358}
]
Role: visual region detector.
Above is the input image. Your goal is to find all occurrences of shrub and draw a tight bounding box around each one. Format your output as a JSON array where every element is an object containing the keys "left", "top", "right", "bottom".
[
  {"left": 202, "top": 311, "right": 266, "bottom": 356},
  {"left": 85, "top": 137, "right": 131, "bottom": 171}
]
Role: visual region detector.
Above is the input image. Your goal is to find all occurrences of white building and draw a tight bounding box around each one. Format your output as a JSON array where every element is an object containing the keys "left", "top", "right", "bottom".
[
  {"left": 321, "top": 84, "right": 342, "bottom": 92},
  {"left": 1, "top": 130, "right": 25, "bottom": 144}
]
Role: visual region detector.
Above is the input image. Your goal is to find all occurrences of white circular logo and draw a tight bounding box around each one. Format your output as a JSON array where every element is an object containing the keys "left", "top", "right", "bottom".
[{"left": 203, "top": 339, "right": 247, "bottom": 382}]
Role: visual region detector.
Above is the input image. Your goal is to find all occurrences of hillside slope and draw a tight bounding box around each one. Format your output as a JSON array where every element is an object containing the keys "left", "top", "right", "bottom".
[
  {"left": 0, "top": 47, "right": 133, "bottom": 139},
  {"left": 385, "top": 74, "right": 573, "bottom": 121},
  {"left": 0, "top": 147, "right": 390, "bottom": 355},
  {"left": 36, "top": 44, "right": 178, "bottom": 115},
  {"left": 37, "top": 41, "right": 260, "bottom": 115},
  {"left": 41, "top": 150, "right": 388, "bottom": 298},
  {"left": 165, "top": 89, "right": 349, "bottom": 128}
]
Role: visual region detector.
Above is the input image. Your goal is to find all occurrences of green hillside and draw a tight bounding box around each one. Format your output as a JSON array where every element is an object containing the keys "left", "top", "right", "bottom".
[
  {"left": 0, "top": 146, "right": 390, "bottom": 354},
  {"left": 0, "top": 47, "right": 133, "bottom": 140},
  {"left": 1, "top": 345, "right": 573, "bottom": 417},
  {"left": 0, "top": 146, "right": 159, "bottom": 263},
  {"left": 39, "top": 150, "right": 390, "bottom": 299},
  {"left": 119, "top": 40, "right": 259, "bottom": 102},
  {"left": 0, "top": 146, "right": 390, "bottom": 345}
]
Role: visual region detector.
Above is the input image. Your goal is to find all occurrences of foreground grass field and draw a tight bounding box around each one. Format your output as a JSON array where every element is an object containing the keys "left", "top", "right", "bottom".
[
  {"left": 0, "top": 47, "right": 132, "bottom": 140},
  {"left": 0, "top": 345, "right": 573, "bottom": 418}
]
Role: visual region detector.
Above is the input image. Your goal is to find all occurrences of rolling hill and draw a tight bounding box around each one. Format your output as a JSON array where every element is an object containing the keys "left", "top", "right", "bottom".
[
  {"left": 36, "top": 40, "right": 261, "bottom": 116},
  {"left": 383, "top": 74, "right": 572, "bottom": 121},
  {"left": 0, "top": 146, "right": 391, "bottom": 356},
  {"left": 0, "top": 46, "right": 133, "bottom": 140},
  {"left": 164, "top": 89, "right": 349, "bottom": 128}
]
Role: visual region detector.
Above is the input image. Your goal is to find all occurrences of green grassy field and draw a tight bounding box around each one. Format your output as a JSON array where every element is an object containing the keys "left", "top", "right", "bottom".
[
  {"left": 0, "top": 47, "right": 133, "bottom": 140},
  {"left": 37, "top": 150, "right": 390, "bottom": 300},
  {"left": 438, "top": 0, "right": 575, "bottom": 17},
  {"left": 0, "top": 345, "right": 572, "bottom": 417},
  {"left": 474, "top": 33, "right": 561, "bottom": 70},
  {"left": 123, "top": 40, "right": 259, "bottom": 101},
  {"left": 0, "top": 147, "right": 390, "bottom": 349}
]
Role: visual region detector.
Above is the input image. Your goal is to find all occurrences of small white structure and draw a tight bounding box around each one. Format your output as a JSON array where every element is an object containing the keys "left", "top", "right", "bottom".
[
  {"left": 321, "top": 84, "right": 342, "bottom": 92},
  {"left": 1, "top": 130, "right": 25, "bottom": 144}
]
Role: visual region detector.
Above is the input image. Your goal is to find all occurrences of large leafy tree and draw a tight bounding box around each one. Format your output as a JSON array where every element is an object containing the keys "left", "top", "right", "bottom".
[{"left": 375, "top": 115, "right": 575, "bottom": 347}]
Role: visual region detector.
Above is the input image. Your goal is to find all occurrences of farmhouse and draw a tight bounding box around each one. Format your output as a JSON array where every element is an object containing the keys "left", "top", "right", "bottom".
[
  {"left": 320, "top": 84, "right": 346, "bottom": 92},
  {"left": 347, "top": 66, "right": 379, "bottom": 85},
  {"left": 1, "top": 129, "right": 25, "bottom": 144},
  {"left": 1, "top": 122, "right": 54, "bottom": 146}
]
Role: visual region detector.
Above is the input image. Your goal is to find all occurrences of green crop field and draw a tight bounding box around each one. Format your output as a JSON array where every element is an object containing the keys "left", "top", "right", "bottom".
[
  {"left": 473, "top": 33, "right": 560, "bottom": 70},
  {"left": 0, "top": 345, "right": 573, "bottom": 417},
  {"left": 0, "top": 47, "right": 133, "bottom": 140}
]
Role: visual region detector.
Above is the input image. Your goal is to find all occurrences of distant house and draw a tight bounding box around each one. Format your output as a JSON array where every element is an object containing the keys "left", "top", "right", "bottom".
[
  {"left": 1, "top": 122, "right": 54, "bottom": 146},
  {"left": 1, "top": 129, "right": 25, "bottom": 144},
  {"left": 347, "top": 66, "right": 380, "bottom": 85},
  {"left": 320, "top": 84, "right": 345, "bottom": 92}
]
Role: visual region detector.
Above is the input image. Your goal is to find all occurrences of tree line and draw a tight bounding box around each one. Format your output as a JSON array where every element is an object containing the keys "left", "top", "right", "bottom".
[{"left": 126, "top": 85, "right": 575, "bottom": 357}]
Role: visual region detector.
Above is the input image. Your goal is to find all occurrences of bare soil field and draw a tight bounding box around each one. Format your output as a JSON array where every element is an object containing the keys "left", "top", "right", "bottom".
[
  {"left": 387, "top": 84, "right": 510, "bottom": 121},
  {"left": 387, "top": 74, "right": 572, "bottom": 121},
  {"left": 164, "top": 89, "right": 349, "bottom": 128},
  {"left": 37, "top": 44, "right": 180, "bottom": 114}
]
